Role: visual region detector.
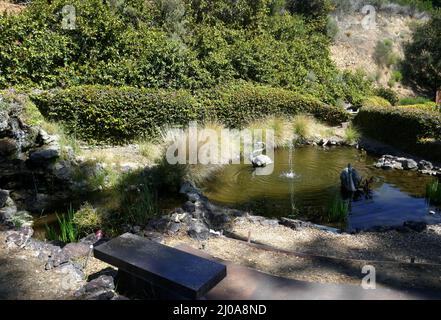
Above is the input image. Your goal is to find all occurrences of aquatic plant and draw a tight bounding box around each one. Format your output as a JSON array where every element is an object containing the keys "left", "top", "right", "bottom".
[
  {"left": 45, "top": 206, "right": 78, "bottom": 243},
  {"left": 327, "top": 195, "right": 349, "bottom": 223},
  {"left": 426, "top": 180, "right": 441, "bottom": 205}
]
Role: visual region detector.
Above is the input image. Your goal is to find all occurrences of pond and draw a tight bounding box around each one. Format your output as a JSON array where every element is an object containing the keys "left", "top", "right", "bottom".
[{"left": 201, "top": 146, "right": 441, "bottom": 232}]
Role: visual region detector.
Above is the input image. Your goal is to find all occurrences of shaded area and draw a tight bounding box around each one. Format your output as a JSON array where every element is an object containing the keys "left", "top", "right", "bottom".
[{"left": 177, "top": 245, "right": 441, "bottom": 300}]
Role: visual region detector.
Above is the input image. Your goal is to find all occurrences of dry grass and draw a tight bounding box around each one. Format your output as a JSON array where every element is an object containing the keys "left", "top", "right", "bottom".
[{"left": 0, "top": 1, "right": 25, "bottom": 15}]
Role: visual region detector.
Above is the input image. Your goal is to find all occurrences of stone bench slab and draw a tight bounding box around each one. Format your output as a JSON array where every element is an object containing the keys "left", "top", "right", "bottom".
[{"left": 94, "top": 233, "right": 226, "bottom": 299}]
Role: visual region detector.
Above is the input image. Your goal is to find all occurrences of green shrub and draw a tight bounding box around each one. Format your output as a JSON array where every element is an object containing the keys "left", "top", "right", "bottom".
[
  {"left": 426, "top": 179, "right": 441, "bottom": 205},
  {"left": 32, "top": 84, "right": 349, "bottom": 143},
  {"left": 399, "top": 96, "right": 433, "bottom": 105},
  {"left": 72, "top": 202, "right": 103, "bottom": 235},
  {"left": 326, "top": 195, "right": 349, "bottom": 224},
  {"left": 354, "top": 105, "right": 441, "bottom": 148},
  {"left": 374, "top": 87, "right": 399, "bottom": 106},
  {"left": 374, "top": 39, "right": 399, "bottom": 67},
  {"left": 0, "top": 0, "right": 372, "bottom": 106},
  {"left": 361, "top": 96, "right": 392, "bottom": 108},
  {"left": 32, "top": 85, "right": 200, "bottom": 143},
  {"left": 205, "top": 83, "right": 350, "bottom": 128},
  {"left": 402, "top": 10, "right": 441, "bottom": 96}
]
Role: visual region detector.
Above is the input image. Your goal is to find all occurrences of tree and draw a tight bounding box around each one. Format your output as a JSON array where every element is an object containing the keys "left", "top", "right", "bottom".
[{"left": 402, "top": 10, "right": 441, "bottom": 96}]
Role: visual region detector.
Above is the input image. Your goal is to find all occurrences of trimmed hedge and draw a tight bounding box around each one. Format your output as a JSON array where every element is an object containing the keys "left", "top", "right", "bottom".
[
  {"left": 31, "top": 84, "right": 350, "bottom": 143},
  {"left": 361, "top": 96, "right": 392, "bottom": 108},
  {"left": 32, "top": 86, "right": 200, "bottom": 143},
  {"left": 354, "top": 105, "right": 441, "bottom": 153},
  {"left": 204, "top": 83, "right": 350, "bottom": 128}
]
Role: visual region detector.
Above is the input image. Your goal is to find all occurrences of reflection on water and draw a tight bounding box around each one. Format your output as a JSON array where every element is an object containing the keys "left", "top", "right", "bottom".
[{"left": 202, "top": 146, "right": 441, "bottom": 231}]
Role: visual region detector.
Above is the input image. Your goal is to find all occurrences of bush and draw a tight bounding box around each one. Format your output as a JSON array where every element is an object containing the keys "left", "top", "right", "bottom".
[
  {"left": 32, "top": 84, "right": 350, "bottom": 143},
  {"left": 354, "top": 105, "right": 441, "bottom": 147},
  {"left": 0, "top": 0, "right": 372, "bottom": 106},
  {"left": 374, "top": 87, "right": 399, "bottom": 106},
  {"left": 31, "top": 85, "right": 200, "bottom": 143},
  {"left": 399, "top": 96, "right": 433, "bottom": 105},
  {"left": 361, "top": 96, "right": 392, "bottom": 108},
  {"left": 374, "top": 39, "right": 399, "bottom": 67},
  {"left": 205, "top": 83, "right": 350, "bottom": 128},
  {"left": 402, "top": 10, "right": 441, "bottom": 96}
]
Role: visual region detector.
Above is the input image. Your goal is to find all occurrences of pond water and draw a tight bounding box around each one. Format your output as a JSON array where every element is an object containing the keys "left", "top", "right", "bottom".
[{"left": 201, "top": 146, "right": 441, "bottom": 232}]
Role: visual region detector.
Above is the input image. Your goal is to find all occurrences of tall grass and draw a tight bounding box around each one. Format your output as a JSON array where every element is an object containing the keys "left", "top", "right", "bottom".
[
  {"left": 327, "top": 195, "right": 349, "bottom": 224},
  {"left": 426, "top": 180, "right": 441, "bottom": 205},
  {"left": 45, "top": 205, "right": 78, "bottom": 243},
  {"left": 344, "top": 125, "right": 361, "bottom": 145}
]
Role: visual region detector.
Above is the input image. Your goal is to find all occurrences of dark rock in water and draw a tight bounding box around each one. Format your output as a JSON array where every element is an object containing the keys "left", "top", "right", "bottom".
[
  {"left": 188, "top": 220, "right": 210, "bottom": 241},
  {"left": 182, "top": 201, "right": 196, "bottom": 213},
  {"left": 401, "top": 159, "right": 418, "bottom": 170},
  {"left": 403, "top": 221, "right": 427, "bottom": 233},
  {"left": 418, "top": 160, "right": 433, "bottom": 171}
]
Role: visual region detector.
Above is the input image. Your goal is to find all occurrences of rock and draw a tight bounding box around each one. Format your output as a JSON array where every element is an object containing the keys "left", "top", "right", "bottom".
[
  {"left": 75, "top": 274, "right": 116, "bottom": 300},
  {"left": 403, "top": 221, "right": 427, "bottom": 233},
  {"left": 62, "top": 242, "right": 92, "bottom": 260},
  {"left": 188, "top": 220, "right": 210, "bottom": 241},
  {"left": 45, "top": 250, "right": 70, "bottom": 270},
  {"left": 54, "top": 263, "right": 85, "bottom": 290},
  {"left": 29, "top": 144, "right": 60, "bottom": 165},
  {"left": 143, "top": 231, "right": 164, "bottom": 243},
  {"left": 167, "top": 222, "right": 181, "bottom": 234},
  {"left": 419, "top": 160, "right": 433, "bottom": 171},
  {"left": 260, "top": 219, "right": 279, "bottom": 227},
  {"left": 0, "top": 138, "right": 17, "bottom": 156},
  {"left": 9, "top": 211, "right": 33, "bottom": 228},
  {"left": 0, "top": 190, "right": 9, "bottom": 208},
  {"left": 5, "top": 226, "right": 34, "bottom": 248},
  {"left": 84, "top": 275, "right": 115, "bottom": 293},
  {"left": 401, "top": 159, "right": 418, "bottom": 170},
  {"left": 37, "top": 129, "right": 57, "bottom": 145},
  {"left": 182, "top": 201, "right": 196, "bottom": 213}
]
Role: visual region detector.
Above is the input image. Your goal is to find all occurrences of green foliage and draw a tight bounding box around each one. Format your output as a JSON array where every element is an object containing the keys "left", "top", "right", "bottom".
[
  {"left": 114, "top": 170, "right": 159, "bottom": 226},
  {"left": 426, "top": 179, "right": 441, "bottom": 205},
  {"left": 32, "top": 84, "right": 349, "bottom": 143},
  {"left": 326, "top": 195, "right": 349, "bottom": 223},
  {"left": 72, "top": 203, "right": 102, "bottom": 235},
  {"left": 361, "top": 96, "right": 392, "bottom": 108},
  {"left": 374, "top": 39, "right": 399, "bottom": 68},
  {"left": 402, "top": 10, "right": 441, "bottom": 96},
  {"left": 0, "top": 0, "right": 372, "bottom": 106},
  {"left": 205, "top": 83, "right": 350, "bottom": 128},
  {"left": 46, "top": 206, "right": 78, "bottom": 243},
  {"left": 31, "top": 86, "right": 200, "bottom": 143},
  {"left": 399, "top": 96, "right": 433, "bottom": 105},
  {"left": 343, "top": 125, "right": 361, "bottom": 144},
  {"left": 374, "top": 87, "right": 399, "bottom": 106},
  {"left": 354, "top": 104, "right": 441, "bottom": 147}
]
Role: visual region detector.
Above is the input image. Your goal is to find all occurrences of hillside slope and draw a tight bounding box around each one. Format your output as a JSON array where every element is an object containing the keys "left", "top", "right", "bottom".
[{"left": 330, "top": 6, "right": 429, "bottom": 97}]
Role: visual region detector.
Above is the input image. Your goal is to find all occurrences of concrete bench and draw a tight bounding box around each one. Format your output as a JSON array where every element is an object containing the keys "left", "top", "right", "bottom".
[{"left": 93, "top": 233, "right": 226, "bottom": 299}]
